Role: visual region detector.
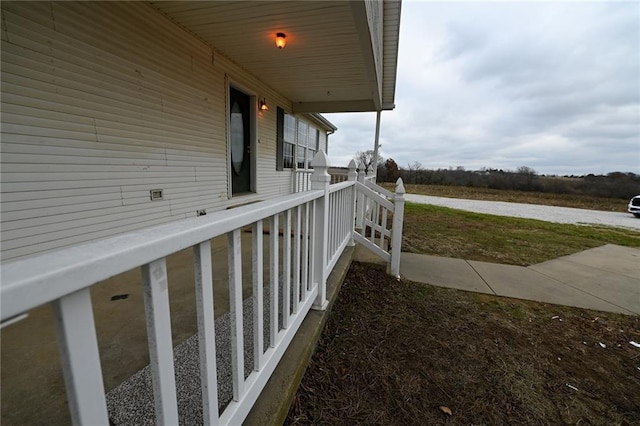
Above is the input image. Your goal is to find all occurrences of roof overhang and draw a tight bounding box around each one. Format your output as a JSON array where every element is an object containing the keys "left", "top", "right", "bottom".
[
  {"left": 306, "top": 113, "right": 338, "bottom": 133},
  {"left": 149, "top": 1, "right": 401, "bottom": 113}
]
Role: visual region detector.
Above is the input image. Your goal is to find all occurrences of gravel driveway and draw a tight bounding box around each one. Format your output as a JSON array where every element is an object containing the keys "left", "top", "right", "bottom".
[{"left": 404, "top": 194, "right": 640, "bottom": 231}]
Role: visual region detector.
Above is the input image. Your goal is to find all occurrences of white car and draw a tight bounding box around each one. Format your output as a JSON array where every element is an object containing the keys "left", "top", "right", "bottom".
[{"left": 628, "top": 195, "right": 640, "bottom": 218}]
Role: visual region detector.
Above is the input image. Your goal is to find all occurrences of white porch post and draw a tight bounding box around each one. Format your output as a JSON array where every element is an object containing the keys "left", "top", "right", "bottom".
[
  {"left": 311, "top": 150, "right": 330, "bottom": 310},
  {"left": 389, "top": 178, "right": 405, "bottom": 277},
  {"left": 355, "top": 162, "right": 365, "bottom": 230},
  {"left": 347, "top": 159, "right": 357, "bottom": 246},
  {"left": 372, "top": 110, "right": 381, "bottom": 180}
]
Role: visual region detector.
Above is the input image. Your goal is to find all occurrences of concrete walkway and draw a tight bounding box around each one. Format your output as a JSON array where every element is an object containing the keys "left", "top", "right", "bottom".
[{"left": 400, "top": 244, "right": 640, "bottom": 315}]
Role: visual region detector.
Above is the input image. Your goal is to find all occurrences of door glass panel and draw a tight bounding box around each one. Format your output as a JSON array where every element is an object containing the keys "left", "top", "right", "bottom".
[{"left": 230, "top": 101, "right": 244, "bottom": 175}]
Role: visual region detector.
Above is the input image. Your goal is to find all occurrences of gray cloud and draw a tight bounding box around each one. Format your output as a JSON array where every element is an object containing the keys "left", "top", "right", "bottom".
[{"left": 326, "top": 1, "right": 639, "bottom": 175}]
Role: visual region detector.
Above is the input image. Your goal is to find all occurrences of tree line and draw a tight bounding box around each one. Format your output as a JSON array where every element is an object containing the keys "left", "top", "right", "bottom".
[{"left": 354, "top": 151, "right": 639, "bottom": 200}]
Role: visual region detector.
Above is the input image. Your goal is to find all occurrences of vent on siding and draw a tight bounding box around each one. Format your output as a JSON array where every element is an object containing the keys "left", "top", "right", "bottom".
[{"left": 150, "top": 189, "right": 164, "bottom": 201}]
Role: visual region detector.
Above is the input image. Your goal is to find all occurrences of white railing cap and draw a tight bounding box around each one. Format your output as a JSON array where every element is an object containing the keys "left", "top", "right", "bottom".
[
  {"left": 395, "top": 177, "right": 405, "bottom": 195},
  {"left": 311, "top": 150, "right": 330, "bottom": 169}
]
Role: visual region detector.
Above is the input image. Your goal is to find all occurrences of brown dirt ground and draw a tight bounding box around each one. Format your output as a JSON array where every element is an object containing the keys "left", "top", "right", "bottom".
[{"left": 286, "top": 262, "right": 640, "bottom": 426}]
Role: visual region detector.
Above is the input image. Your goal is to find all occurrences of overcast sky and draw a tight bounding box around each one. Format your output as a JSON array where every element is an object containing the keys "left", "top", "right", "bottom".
[{"left": 325, "top": 1, "right": 639, "bottom": 176}]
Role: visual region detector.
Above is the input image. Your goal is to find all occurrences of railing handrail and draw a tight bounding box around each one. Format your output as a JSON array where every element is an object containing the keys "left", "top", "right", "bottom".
[
  {"left": 1, "top": 189, "right": 324, "bottom": 321},
  {"left": 356, "top": 181, "right": 394, "bottom": 211},
  {"left": 328, "top": 180, "right": 355, "bottom": 194},
  {"left": 365, "top": 179, "right": 394, "bottom": 199}
]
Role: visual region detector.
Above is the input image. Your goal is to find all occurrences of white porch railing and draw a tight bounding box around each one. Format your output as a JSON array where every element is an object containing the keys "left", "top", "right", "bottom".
[
  {"left": 0, "top": 152, "right": 404, "bottom": 425},
  {"left": 329, "top": 167, "right": 349, "bottom": 184},
  {"left": 292, "top": 169, "right": 313, "bottom": 193},
  {"left": 354, "top": 162, "right": 405, "bottom": 277}
]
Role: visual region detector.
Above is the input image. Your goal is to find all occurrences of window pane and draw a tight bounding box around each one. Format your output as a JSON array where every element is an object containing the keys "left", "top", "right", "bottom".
[
  {"left": 284, "top": 114, "right": 296, "bottom": 143},
  {"left": 308, "top": 126, "right": 318, "bottom": 150},
  {"left": 297, "top": 121, "right": 308, "bottom": 148},
  {"left": 297, "top": 146, "right": 306, "bottom": 169},
  {"left": 307, "top": 148, "right": 316, "bottom": 169},
  {"left": 284, "top": 142, "right": 294, "bottom": 169},
  {"left": 230, "top": 101, "right": 244, "bottom": 175}
]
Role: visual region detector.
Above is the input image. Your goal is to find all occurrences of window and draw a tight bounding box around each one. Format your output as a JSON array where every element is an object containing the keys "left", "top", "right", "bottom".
[
  {"left": 277, "top": 107, "right": 296, "bottom": 170},
  {"left": 277, "top": 110, "right": 323, "bottom": 171},
  {"left": 283, "top": 114, "right": 296, "bottom": 169}
]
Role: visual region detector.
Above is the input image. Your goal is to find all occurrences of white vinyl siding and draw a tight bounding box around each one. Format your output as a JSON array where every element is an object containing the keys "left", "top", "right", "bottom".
[{"left": 0, "top": 1, "right": 294, "bottom": 260}]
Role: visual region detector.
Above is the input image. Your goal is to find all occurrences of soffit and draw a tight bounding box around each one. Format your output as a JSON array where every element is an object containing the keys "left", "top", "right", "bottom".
[{"left": 150, "top": 1, "right": 380, "bottom": 113}]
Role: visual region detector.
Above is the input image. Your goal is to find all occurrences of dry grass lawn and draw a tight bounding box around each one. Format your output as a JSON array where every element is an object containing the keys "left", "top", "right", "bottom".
[
  {"left": 286, "top": 263, "right": 640, "bottom": 425},
  {"left": 380, "top": 183, "right": 629, "bottom": 212},
  {"left": 287, "top": 189, "right": 640, "bottom": 425}
]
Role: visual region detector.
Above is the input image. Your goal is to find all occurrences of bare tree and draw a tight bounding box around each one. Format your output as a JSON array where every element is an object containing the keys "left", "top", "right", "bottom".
[
  {"left": 407, "top": 161, "right": 423, "bottom": 184},
  {"left": 516, "top": 166, "right": 537, "bottom": 176},
  {"left": 354, "top": 150, "right": 384, "bottom": 174},
  {"left": 517, "top": 166, "right": 537, "bottom": 190}
]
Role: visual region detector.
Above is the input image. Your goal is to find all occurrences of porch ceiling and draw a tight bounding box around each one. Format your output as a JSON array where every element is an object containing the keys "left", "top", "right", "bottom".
[{"left": 149, "top": 1, "right": 400, "bottom": 113}]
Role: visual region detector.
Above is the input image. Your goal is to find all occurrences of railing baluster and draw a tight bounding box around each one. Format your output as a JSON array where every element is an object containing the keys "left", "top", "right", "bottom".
[
  {"left": 375, "top": 201, "right": 381, "bottom": 242},
  {"left": 380, "top": 207, "right": 388, "bottom": 250},
  {"left": 141, "top": 258, "right": 179, "bottom": 425},
  {"left": 333, "top": 192, "right": 338, "bottom": 254},
  {"left": 309, "top": 199, "right": 317, "bottom": 289},
  {"left": 227, "top": 229, "right": 245, "bottom": 401},
  {"left": 337, "top": 191, "right": 342, "bottom": 247},
  {"left": 332, "top": 193, "right": 338, "bottom": 254},
  {"left": 342, "top": 189, "right": 347, "bottom": 244},
  {"left": 339, "top": 191, "right": 344, "bottom": 247},
  {"left": 53, "top": 289, "right": 109, "bottom": 426},
  {"left": 269, "top": 214, "right": 279, "bottom": 347},
  {"left": 368, "top": 199, "right": 376, "bottom": 244},
  {"left": 293, "top": 205, "right": 301, "bottom": 314},
  {"left": 283, "top": 209, "right": 291, "bottom": 328},
  {"left": 339, "top": 190, "right": 344, "bottom": 245},
  {"left": 193, "top": 242, "right": 219, "bottom": 425},
  {"left": 302, "top": 202, "right": 310, "bottom": 295},
  {"left": 252, "top": 220, "right": 264, "bottom": 371}
]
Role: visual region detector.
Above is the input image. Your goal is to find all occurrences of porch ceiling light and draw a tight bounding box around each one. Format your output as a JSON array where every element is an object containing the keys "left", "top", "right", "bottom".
[
  {"left": 259, "top": 98, "right": 269, "bottom": 111},
  {"left": 275, "top": 32, "right": 286, "bottom": 49}
]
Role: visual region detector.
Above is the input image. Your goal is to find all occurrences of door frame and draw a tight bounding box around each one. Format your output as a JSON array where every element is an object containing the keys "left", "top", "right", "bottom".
[{"left": 226, "top": 79, "right": 257, "bottom": 198}]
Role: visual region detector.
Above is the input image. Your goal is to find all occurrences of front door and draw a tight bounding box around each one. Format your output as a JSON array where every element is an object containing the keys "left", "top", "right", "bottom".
[{"left": 230, "top": 87, "right": 251, "bottom": 194}]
